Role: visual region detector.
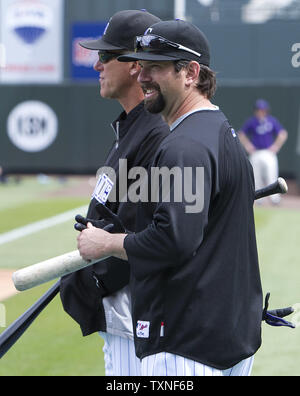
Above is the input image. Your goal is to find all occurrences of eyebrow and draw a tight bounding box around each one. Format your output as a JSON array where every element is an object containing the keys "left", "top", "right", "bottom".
[{"left": 141, "top": 61, "right": 170, "bottom": 67}]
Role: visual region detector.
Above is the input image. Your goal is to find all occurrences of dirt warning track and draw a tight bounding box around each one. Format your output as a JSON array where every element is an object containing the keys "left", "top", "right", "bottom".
[{"left": 0, "top": 270, "right": 18, "bottom": 302}]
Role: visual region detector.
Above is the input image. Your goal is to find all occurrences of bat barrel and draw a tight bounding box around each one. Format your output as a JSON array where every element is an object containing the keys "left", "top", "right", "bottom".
[
  {"left": 278, "top": 177, "right": 288, "bottom": 194},
  {"left": 12, "top": 250, "right": 106, "bottom": 292},
  {"left": 254, "top": 177, "right": 288, "bottom": 200}
]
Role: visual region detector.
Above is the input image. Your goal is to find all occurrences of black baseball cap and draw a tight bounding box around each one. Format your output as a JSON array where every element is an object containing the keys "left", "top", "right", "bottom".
[
  {"left": 118, "top": 19, "right": 210, "bottom": 66},
  {"left": 80, "top": 10, "right": 161, "bottom": 52}
]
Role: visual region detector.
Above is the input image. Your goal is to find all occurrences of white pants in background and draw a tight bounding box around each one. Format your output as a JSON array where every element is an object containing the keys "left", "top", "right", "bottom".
[
  {"left": 141, "top": 353, "right": 254, "bottom": 377},
  {"left": 99, "top": 332, "right": 141, "bottom": 376},
  {"left": 249, "top": 149, "right": 280, "bottom": 204}
]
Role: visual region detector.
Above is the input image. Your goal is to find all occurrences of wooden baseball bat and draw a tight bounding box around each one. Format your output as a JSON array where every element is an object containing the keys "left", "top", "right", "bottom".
[
  {"left": 12, "top": 178, "right": 288, "bottom": 292},
  {"left": 0, "top": 281, "right": 60, "bottom": 359},
  {"left": 12, "top": 251, "right": 108, "bottom": 292},
  {"left": 254, "top": 177, "right": 288, "bottom": 200}
]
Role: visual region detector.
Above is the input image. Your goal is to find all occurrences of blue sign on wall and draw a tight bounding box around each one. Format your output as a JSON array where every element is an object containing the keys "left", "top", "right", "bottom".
[{"left": 71, "top": 22, "right": 107, "bottom": 80}]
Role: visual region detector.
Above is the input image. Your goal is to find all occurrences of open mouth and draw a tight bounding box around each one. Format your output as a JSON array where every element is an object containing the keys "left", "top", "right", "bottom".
[
  {"left": 145, "top": 89, "right": 156, "bottom": 100},
  {"left": 143, "top": 85, "right": 160, "bottom": 100}
]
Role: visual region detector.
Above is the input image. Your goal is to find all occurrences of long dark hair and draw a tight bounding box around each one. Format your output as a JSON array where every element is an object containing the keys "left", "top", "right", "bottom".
[{"left": 174, "top": 60, "right": 217, "bottom": 100}]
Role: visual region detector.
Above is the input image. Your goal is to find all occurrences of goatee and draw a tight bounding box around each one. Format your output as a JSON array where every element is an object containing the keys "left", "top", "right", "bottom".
[{"left": 144, "top": 91, "right": 166, "bottom": 114}]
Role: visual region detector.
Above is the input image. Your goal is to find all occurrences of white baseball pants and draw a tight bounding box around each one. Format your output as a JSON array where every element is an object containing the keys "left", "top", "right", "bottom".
[
  {"left": 99, "top": 332, "right": 141, "bottom": 376},
  {"left": 249, "top": 149, "right": 280, "bottom": 204},
  {"left": 141, "top": 353, "right": 254, "bottom": 376},
  {"left": 99, "top": 332, "right": 254, "bottom": 376}
]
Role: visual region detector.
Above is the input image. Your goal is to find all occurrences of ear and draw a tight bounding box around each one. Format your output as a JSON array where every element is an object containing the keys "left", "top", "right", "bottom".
[
  {"left": 185, "top": 61, "right": 200, "bottom": 87},
  {"left": 129, "top": 61, "right": 141, "bottom": 77}
]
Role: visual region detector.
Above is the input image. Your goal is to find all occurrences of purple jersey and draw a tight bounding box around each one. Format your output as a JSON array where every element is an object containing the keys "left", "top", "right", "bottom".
[{"left": 241, "top": 115, "right": 283, "bottom": 149}]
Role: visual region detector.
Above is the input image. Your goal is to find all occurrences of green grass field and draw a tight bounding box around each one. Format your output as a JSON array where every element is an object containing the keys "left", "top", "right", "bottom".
[{"left": 0, "top": 177, "right": 300, "bottom": 376}]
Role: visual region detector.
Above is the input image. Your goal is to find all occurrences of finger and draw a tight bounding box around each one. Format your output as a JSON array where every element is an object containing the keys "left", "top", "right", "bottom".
[
  {"left": 75, "top": 215, "right": 89, "bottom": 226},
  {"left": 78, "top": 247, "right": 92, "bottom": 263},
  {"left": 74, "top": 223, "right": 87, "bottom": 232},
  {"left": 103, "top": 223, "right": 114, "bottom": 232},
  {"left": 87, "top": 222, "right": 95, "bottom": 229},
  {"left": 95, "top": 219, "right": 110, "bottom": 229},
  {"left": 78, "top": 250, "right": 88, "bottom": 261},
  {"left": 265, "top": 316, "right": 295, "bottom": 329},
  {"left": 272, "top": 307, "right": 294, "bottom": 318}
]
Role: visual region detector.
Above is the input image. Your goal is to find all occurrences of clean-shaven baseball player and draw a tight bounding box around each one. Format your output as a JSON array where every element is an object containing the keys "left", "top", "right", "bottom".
[
  {"left": 238, "top": 99, "right": 288, "bottom": 205},
  {"left": 76, "top": 20, "right": 263, "bottom": 376},
  {"left": 60, "top": 10, "right": 169, "bottom": 376}
]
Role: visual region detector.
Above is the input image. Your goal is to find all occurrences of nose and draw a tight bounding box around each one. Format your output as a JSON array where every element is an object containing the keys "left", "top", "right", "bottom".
[
  {"left": 138, "top": 66, "right": 151, "bottom": 84},
  {"left": 94, "top": 59, "right": 104, "bottom": 72}
]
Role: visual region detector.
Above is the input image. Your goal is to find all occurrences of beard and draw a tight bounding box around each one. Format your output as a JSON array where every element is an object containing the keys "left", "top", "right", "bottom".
[{"left": 143, "top": 85, "right": 166, "bottom": 114}]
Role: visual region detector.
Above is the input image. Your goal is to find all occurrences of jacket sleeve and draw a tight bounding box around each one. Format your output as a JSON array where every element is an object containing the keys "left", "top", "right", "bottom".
[{"left": 124, "top": 138, "right": 215, "bottom": 280}]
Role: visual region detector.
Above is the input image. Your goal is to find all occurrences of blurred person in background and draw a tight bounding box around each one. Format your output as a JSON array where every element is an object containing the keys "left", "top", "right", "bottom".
[{"left": 238, "top": 99, "right": 288, "bottom": 205}]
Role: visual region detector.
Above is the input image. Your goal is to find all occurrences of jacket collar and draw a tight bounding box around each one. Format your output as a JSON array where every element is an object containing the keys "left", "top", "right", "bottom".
[{"left": 111, "top": 101, "right": 144, "bottom": 138}]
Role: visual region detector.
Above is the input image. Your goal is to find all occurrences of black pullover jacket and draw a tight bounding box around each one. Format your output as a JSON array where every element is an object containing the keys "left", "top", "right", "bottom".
[
  {"left": 125, "top": 109, "right": 263, "bottom": 370},
  {"left": 60, "top": 102, "right": 170, "bottom": 336}
]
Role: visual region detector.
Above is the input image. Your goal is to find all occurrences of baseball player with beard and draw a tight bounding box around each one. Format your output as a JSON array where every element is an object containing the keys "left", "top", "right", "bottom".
[
  {"left": 77, "top": 20, "right": 264, "bottom": 376},
  {"left": 60, "top": 10, "right": 169, "bottom": 376}
]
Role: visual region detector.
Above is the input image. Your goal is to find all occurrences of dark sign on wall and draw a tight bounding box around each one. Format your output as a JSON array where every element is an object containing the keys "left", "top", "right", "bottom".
[{"left": 0, "top": 84, "right": 121, "bottom": 175}]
